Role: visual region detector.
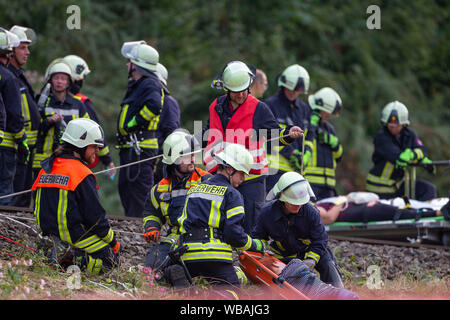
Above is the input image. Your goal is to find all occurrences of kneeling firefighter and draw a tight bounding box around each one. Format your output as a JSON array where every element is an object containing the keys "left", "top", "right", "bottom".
[
  {"left": 178, "top": 143, "right": 266, "bottom": 289},
  {"left": 32, "top": 118, "right": 120, "bottom": 274},
  {"left": 142, "top": 130, "right": 210, "bottom": 286},
  {"left": 253, "top": 171, "right": 344, "bottom": 287}
]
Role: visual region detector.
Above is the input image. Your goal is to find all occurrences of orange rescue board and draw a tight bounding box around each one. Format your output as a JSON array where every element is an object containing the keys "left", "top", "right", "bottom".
[{"left": 239, "top": 251, "right": 309, "bottom": 300}]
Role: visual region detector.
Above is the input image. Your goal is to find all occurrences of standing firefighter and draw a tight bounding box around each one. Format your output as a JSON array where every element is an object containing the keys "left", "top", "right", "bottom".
[
  {"left": 366, "top": 101, "right": 436, "bottom": 201},
  {"left": 64, "top": 54, "right": 116, "bottom": 178},
  {"left": 264, "top": 64, "right": 312, "bottom": 192},
  {"left": 178, "top": 143, "right": 266, "bottom": 289},
  {"left": 202, "top": 60, "right": 303, "bottom": 233},
  {"left": 32, "top": 118, "right": 120, "bottom": 274},
  {"left": 33, "top": 58, "right": 89, "bottom": 177},
  {"left": 117, "top": 41, "right": 163, "bottom": 217},
  {"left": 0, "top": 28, "right": 26, "bottom": 205},
  {"left": 303, "top": 87, "right": 343, "bottom": 200},
  {"left": 142, "top": 130, "right": 210, "bottom": 281},
  {"left": 8, "top": 25, "right": 40, "bottom": 207}
]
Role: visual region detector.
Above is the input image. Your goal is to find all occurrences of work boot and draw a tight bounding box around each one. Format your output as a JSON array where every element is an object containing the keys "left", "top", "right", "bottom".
[{"left": 166, "top": 264, "right": 190, "bottom": 288}]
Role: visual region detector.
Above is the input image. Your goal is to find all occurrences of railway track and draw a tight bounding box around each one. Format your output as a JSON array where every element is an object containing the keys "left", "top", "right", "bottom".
[
  {"left": 1, "top": 205, "right": 448, "bottom": 251},
  {"left": 1, "top": 205, "right": 449, "bottom": 280}
]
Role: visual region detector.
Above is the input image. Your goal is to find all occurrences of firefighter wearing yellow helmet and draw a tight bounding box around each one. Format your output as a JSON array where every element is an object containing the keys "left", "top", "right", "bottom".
[
  {"left": 264, "top": 64, "right": 312, "bottom": 193},
  {"left": 63, "top": 54, "right": 116, "bottom": 179},
  {"left": 203, "top": 60, "right": 304, "bottom": 234}
]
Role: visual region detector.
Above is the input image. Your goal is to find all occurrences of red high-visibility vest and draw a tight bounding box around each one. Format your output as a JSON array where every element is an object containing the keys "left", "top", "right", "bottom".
[{"left": 203, "top": 94, "right": 267, "bottom": 174}]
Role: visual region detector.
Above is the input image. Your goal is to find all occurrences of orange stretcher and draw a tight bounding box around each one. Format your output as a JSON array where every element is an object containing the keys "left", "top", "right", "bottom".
[{"left": 238, "top": 251, "right": 309, "bottom": 300}]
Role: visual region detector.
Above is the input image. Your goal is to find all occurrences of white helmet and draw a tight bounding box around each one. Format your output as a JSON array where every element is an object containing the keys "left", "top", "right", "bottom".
[
  {"left": 61, "top": 118, "right": 104, "bottom": 148},
  {"left": 9, "top": 25, "right": 36, "bottom": 44},
  {"left": 0, "top": 27, "right": 20, "bottom": 51},
  {"left": 64, "top": 55, "right": 91, "bottom": 81},
  {"left": 278, "top": 64, "right": 310, "bottom": 93},
  {"left": 308, "top": 87, "right": 342, "bottom": 114},
  {"left": 44, "top": 58, "right": 74, "bottom": 82},
  {"left": 380, "top": 101, "right": 409, "bottom": 126},
  {"left": 156, "top": 63, "right": 168, "bottom": 86},
  {"left": 266, "top": 171, "right": 315, "bottom": 205},
  {"left": 214, "top": 143, "right": 254, "bottom": 175},
  {"left": 162, "top": 130, "right": 201, "bottom": 165},
  {"left": 121, "top": 40, "right": 159, "bottom": 72}
]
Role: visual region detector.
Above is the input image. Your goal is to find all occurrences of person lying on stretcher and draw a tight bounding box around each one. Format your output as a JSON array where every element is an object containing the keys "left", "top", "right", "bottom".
[{"left": 315, "top": 192, "right": 449, "bottom": 225}]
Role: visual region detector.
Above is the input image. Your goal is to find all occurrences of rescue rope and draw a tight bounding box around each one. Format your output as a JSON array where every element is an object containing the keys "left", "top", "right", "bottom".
[{"left": 0, "top": 133, "right": 295, "bottom": 201}]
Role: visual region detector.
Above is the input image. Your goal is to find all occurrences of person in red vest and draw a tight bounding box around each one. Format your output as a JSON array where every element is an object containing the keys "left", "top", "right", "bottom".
[
  {"left": 32, "top": 118, "right": 120, "bottom": 274},
  {"left": 63, "top": 55, "right": 116, "bottom": 178},
  {"left": 200, "top": 61, "right": 303, "bottom": 234}
]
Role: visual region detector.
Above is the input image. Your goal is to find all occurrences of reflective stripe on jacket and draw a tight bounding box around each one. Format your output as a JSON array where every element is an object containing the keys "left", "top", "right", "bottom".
[
  {"left": 366, "top": 126, "right": 426, "bottom": 195},
  {"left": 142, "top": 168, "right": 211, "bottom": 244},
  {"left": 178, "top": 174, "right": 258, "bottom": 263},
  {"left": 32, "top": 156, "right": 116, "bottom": 253}
]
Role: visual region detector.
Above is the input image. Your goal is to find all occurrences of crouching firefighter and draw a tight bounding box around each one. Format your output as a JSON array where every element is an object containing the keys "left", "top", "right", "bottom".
[
  {"left": 32, "top": 118, "right": 120, "bottom": 274},
  {"left": 178, "top": 143, "right": 266, "bottom": 290},
  {"left": 142, "top": 130, "right": 210, "bottom": 284},
  {"left": 253, "top": 171, "right": 344, "bottom": 288}
]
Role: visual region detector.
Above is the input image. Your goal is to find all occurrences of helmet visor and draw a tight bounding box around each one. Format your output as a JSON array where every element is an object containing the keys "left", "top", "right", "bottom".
[{"left": 121, "top": 41, "right": 146, "bottom": 59}]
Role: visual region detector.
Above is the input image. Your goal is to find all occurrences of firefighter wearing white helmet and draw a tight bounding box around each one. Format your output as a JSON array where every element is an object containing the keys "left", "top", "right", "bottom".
[
  {"left": 302, "top": 87, "right": 343, "bottom": 201},
  {"left": 178, "top": 142, "right": 266, "bottom": 290},
  {"left": 7, "top": 26, "right": 41, "bottom": 207},
  {"left": 142, "top": 130, "right": 210, "bottom": 282},
  {"left": 203, "top": 60, "right": 304, "bottom": 234},
  {"left": 366, "top": 101, "right": 436, "bottom": 201},
  {"left": 32, "top": 118, "right": 120, "bottom": 275},
  {"left": 253, "top": 171, "right": 344, "bottom": 288},
  {"left": 0, "top": 28, "right": 25, "bottom": 206},
  {"left": 33, "top": 58, "right": 89, "bottom": 176},
  {"left": 64, "top": 54, "right": 116, "bottom": 179},
  {"left": 153, "top": 62, "right": 181, "bottom": 182},
  {"left": 264, "top": 64, "right": 311, "bottom": 193},
  {"left": 117, "top": 40, "right": 164, "bottom": 217}
]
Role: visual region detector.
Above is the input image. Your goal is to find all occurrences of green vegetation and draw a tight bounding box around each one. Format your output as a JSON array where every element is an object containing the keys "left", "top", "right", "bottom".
[{"left": 2, "top": 1, "right": 448, "bottom": 215}]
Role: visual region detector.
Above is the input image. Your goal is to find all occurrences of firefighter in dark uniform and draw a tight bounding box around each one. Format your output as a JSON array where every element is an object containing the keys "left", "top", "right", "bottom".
[
  {"left": 153, "top": 62, "right": 181, "bottom": 183},
  {"left": 0, "top": 28, "right": 27, "bottom": 206},
  {"left": 254, "top": 171, "right": 344, "bottom": 288},
  {"left": 32, "top": 118, "right": 120, "bottom": 274},
  {"left": 178, "top": 143, "right": 266, "bottom": 287},
  {"left": 264, "top": 64, "right": 312, "bottom": 192},
  {"left": 116, "top": 41, "right": 163, "bottom": 217},
  {"left": 366, "top": 101, "right": 436, "bottom": 201},
  {"left": 142, "top": 131, "right": 210, "bottom": 285},
  {"left": 8, "top": 26, "right": 40, "bottom": 207},
  {"left": 33, "top": 58, "right": 89, "bottom": 178},
  {"left": 64, "top": 54, "right": 116, "bottom": 178},
  {"left": 303, "top": 87, "right": 343, "bottom": 200},
  {"left": 201, "top": 61, "right": 304, "bottom": 234}
]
